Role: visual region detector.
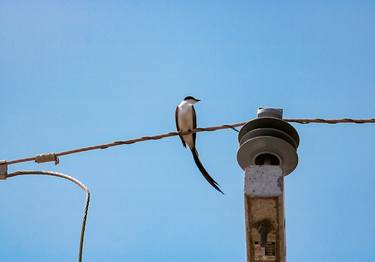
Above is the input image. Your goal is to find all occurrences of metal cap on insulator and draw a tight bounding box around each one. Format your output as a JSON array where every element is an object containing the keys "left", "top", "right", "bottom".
[{"left": 237, "top": 108, "right": 300, "bottom": 175}]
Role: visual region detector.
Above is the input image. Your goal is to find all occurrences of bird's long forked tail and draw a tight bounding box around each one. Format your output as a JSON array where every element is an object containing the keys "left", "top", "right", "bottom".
[{"left": 190, "top": 147, "right": 224, "bottom": 194}]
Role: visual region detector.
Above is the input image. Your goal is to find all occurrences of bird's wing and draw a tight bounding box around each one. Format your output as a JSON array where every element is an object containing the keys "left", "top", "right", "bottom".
[
  {"left": 175, "top": 106, "right": 186, "bottom": 148},
  {"left": 192, "top": 105, "right": 197, "bottom": 146}
]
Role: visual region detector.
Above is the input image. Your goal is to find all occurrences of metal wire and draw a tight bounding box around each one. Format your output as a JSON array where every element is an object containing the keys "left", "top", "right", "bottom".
[
  {"left": 6, "top": 171, "right": 90, "bottom": 262},
  {"left": 284, "top": 118, "right": 375, "bottom": 124},
  {"left": 1, "top": 118, "right": 375, "bottom": 167}
]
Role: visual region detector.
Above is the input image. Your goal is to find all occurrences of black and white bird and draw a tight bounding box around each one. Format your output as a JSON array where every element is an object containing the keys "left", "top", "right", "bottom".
[{"left": 175, "top": 96, "right": 224, "bottom": 194}]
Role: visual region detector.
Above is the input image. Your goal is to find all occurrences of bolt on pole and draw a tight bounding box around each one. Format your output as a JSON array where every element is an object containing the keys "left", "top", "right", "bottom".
[{"left": 237, "top": 108, "right": 300, "bottom": 262}]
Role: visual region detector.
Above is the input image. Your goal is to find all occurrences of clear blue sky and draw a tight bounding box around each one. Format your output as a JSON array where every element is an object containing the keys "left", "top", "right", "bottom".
[{"left": 1, "top": 1, "right": 375, "bottom": 261}]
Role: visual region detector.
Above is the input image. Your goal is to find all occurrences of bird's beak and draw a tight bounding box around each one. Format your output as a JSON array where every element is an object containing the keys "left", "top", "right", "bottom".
[{"left": 196, "top": 99, "right": 201, "bottom": 102}]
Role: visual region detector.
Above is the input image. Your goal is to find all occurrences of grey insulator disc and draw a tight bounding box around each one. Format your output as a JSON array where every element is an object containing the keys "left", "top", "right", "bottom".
[
  {"left": 237, "top": 136, "right": 298, "bottom": 175},
  {"left": 238, "top": 118, "right": 300, "bottom": 147}
]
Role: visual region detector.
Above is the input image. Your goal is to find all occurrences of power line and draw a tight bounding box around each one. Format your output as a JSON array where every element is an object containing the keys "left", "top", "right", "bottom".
[
  {"left": 284, "top": 118, "right": 375, "bottom": 124},
  {"left": 6, "top": 170, "right": 90, "bottom": 262},
  {"left": 1, "top": 118, "right": 374, "bottom": 167}
]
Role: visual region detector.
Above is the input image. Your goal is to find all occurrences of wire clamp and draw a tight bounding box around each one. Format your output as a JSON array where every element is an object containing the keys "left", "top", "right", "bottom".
[
  {"left": 0, "top": 161, "right": 7, "bottom": 180},
  {"left": 35, "top": 153, "right": 60, "bottom": 165}
]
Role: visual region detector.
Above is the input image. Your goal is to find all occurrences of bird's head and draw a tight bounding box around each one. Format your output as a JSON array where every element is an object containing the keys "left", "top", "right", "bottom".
[{"left": 184, "top": 96, "right": 201, "bottom": 104}]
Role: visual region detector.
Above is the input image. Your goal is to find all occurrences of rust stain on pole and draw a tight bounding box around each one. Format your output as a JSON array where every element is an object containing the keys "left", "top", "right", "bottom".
[{"left": 244, "top": 166, "right": 286, "bottom": 262}]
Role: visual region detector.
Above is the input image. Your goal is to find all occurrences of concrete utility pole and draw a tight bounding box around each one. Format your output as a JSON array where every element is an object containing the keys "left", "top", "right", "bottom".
[{"left": 237, "top": 108, "right": 300, "bottom": 262}]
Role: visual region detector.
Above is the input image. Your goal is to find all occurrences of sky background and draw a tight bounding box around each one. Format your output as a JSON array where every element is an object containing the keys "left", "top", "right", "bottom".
[{"left": 1, "top": 1, "right": 375, "bottom": 261}]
